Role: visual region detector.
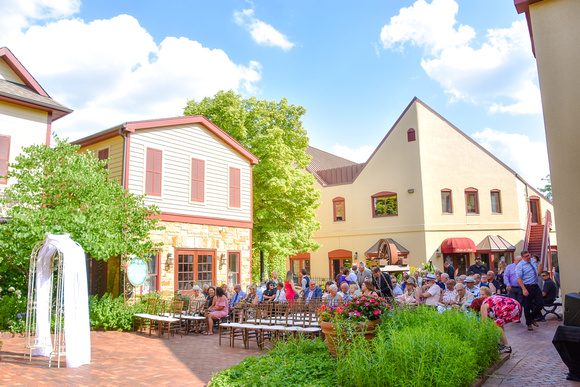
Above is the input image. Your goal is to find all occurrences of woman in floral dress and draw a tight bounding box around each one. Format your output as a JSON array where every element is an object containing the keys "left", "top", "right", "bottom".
[{"left": 478, "top": 286, "right": 521, "bottom": 354}]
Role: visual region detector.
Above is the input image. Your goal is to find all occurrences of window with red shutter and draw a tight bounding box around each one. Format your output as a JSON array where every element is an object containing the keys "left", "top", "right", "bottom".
[
  {"left": 229, "top": 167, "right": 241, "bottom": 208},
  {"left": 145, "top": 147, "right": 162, "bottom": 196},
  {"left": 191, "top": 158, "right": 205, "bottom": 202},
  {"left": 0, "top": 135, "right": 10, "bottom": 184},
  {"left": 98, "top": 148, "right": 109, "bottom": 169}
]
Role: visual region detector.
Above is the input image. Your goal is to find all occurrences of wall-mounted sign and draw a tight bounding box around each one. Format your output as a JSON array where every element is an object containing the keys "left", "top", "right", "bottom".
[{"left": 127, "top": 258, "right": 148, "bottom": 286}]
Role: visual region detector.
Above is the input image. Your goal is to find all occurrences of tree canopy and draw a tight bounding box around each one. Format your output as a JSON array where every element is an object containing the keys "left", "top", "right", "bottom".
[
  {"left": 0, "top": 137, "right": 161, "bottom": 289},
  {"left": 184, "top": 91, "right": 320, "bottom": 280},
  {"left": 538, "top": 174, "right": 552, "bottom": 201}
]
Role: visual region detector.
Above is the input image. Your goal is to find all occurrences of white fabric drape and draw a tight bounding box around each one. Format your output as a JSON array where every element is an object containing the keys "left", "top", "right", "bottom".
[{"left": 31, "top": 234, "right": 91, "bottom": 368}]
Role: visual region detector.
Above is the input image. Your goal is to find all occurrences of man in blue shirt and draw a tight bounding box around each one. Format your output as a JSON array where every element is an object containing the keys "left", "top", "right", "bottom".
[
  {"left": 230, "top": 284, "right": 246, "bottom": 308},
  {"left": 516, "top": 250, "right": 544, "bottom": 330}
]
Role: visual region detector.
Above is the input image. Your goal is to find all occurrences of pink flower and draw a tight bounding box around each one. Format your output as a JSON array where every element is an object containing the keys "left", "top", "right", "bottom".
[
  {"left": 365, "top": 302, "right": 369, "bottom": 306},
  {"left": 374, "top": 310, "right": 380, "bottom": 315},
  {"left": 356, "top": 301, "right": 360, "bottom": 304}
]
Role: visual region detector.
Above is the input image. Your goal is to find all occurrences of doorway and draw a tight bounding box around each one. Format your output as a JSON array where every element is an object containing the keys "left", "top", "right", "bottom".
[{"left": 529, "top": 197, "right": 541, "bottom": 224}]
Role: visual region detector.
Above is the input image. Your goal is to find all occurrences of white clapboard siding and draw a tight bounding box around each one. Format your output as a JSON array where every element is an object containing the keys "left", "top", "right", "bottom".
[
  {"left": 0, "top": 58, "right": 24, "bottom": 84},
  {"left": 128, "top": 123, "right": 252, "bottom": 222}
]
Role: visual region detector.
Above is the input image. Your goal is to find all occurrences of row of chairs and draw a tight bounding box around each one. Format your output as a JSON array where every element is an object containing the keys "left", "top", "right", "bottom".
[{"left": 133, "top": 298, "right": 184, "bottom": 339}]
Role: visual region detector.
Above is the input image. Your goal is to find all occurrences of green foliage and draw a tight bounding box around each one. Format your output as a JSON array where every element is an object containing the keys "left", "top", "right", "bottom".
[
  {"left": 336, "top": 306, "right": 502, "bottom": 387},
  {"left": 0, "top": 136, "right": 161, "bottom": 290},
  {"left": 538, "top": 174, "right": 552, "bottom": 201},
  {"left": 89, "top": 293, "right": 157, "bottom": 331},
  {"left": 374, "top": 196, "right": 398, "bottom": 216},
  {"left": 211, "top": 337, "right": 337, "bottom": 387},
  {"left": 184, "top": 91, "right": 321, "bottom": 281},
  {"left": 0, "top": 288, "right": 26, "bottom": 331}
]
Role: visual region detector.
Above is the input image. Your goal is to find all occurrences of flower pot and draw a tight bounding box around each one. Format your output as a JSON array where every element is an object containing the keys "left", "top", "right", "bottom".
[{"left": 320, "top": 319, "right": 381, "bottom": 356}]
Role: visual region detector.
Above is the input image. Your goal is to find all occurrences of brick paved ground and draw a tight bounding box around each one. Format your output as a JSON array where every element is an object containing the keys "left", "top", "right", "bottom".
[
  {"left": 0, "top": 330, "right": 263, "bottom": 386},
  {"left": 483, "top": 307, "right": 579, "bottom": 386}
]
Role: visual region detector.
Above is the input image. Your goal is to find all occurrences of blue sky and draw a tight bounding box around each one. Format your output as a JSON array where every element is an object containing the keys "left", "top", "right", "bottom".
[{"left": 1, "top": 0, "right": 550, "bottom": 188}]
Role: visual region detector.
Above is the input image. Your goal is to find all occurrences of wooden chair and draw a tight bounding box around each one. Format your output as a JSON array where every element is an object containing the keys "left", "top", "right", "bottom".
[
  {"left": 133, "top": 298, "right": 156, "bottom": 333},
  {"left": 159, "top": 300, "right": 183, "bottom": 339}
]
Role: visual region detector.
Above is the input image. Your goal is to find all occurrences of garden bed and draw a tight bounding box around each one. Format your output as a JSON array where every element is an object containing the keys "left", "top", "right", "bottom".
[{"left": 210, "top": 306, "right": 503, "bottom": 386}]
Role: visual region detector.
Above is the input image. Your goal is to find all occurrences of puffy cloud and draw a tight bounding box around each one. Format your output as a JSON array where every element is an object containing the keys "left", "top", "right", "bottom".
[
  {"left": 234, "top": 9, "right": 295, "bottom": 51},
  {"left": 380, "top": 0, "right": 541, "bottom": 115},
  {"left": 3, "top": 14, "right": 262, "bottom": 140},
  {"left": 472, "top": 128, "right": 549, "bottom": 189},
  {"left": 330, "top": 144, "right": 375, "bottom": 163}
]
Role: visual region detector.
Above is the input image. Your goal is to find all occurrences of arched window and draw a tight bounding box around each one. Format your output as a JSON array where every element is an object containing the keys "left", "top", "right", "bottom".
[
  {"left": 371, "top": 191, "right": 398, "bottom": 217},
  {"left": 490, "top": 190, "right": 502, "bottom": 213},
  {"left": 464, "top": 188, "right": 479, "bottom": 214},
  {"left": 407, "top": 128, "right": 416, "bottom": 142}
]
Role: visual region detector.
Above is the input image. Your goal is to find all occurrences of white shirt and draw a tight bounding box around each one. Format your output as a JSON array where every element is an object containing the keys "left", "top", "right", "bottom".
[
  {"left": 274, "top": 289, "right": 286, "bottom": 302},
  {"left": 348, "top": 271, "right": 357, "bottom": 282},
  {"left": 425, "top": 283, "right": 441, "bottom": 306},
  {"left": 392, "top": 284, "right": 403, "bottom": 296}
]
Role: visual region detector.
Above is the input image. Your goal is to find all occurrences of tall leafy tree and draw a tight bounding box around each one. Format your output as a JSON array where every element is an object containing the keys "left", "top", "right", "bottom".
[
  {"left": 538, "top": 174, "right": 552, "bottom": 201},
  {"left": 184, "top": 91, "right": 320, "bottom": 281},
  {"left": 0, "top": 137, "right": 161, "bottom": 290}
]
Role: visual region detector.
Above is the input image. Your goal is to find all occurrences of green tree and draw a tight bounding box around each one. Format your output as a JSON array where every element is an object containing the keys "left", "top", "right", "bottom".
[
  {"left": 538, "top": 174, "right": 552, "bottom": 201},
  {"left": 184, "top": 91, "right": 320, "bottom": 281},
  {"left": 0, "top": 137, "right": 161, "bottom": 290}
]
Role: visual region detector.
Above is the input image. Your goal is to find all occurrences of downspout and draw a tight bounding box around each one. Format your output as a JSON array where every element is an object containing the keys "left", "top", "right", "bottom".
[{"left": 119, "top": 125, "right": 128, "bottom": 190}]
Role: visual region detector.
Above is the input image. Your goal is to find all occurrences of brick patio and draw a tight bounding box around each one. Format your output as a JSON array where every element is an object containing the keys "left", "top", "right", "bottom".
[{"left": 0, "top": 309, "right": 576, "bottom": 386}]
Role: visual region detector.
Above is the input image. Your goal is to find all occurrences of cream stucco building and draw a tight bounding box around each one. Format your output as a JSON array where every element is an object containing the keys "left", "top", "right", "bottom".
[
  {"left": 515, "top": 0, "right": 580, "bottom": 298},
  {"left": 293, "top": 98, "right": 556, "bottom": 280}
]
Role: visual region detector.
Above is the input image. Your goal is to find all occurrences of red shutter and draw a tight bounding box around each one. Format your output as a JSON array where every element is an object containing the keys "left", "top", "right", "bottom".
[
  {"left": 229, "top": 167, "right": 241, "bottom": 208},
  {"left": 146, "top": 148, "right": 162, "bottom": 196},
  {"left": 98, "top": 148, "right": 109, "bottom": 169},
  {"left": 191, "top": 158, "right": 205, "bottom": 202},
  {"left": 0, "top": 135, "right": 10, "bottom": 184}
]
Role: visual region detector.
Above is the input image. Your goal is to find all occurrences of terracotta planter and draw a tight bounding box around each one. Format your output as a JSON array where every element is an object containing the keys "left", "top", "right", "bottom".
[{"left": 320, "top": 319, "right": 381, "bottom": 356}]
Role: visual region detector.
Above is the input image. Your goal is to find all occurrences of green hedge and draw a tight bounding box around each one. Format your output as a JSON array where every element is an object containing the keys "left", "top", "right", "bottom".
[
  {"left": 89, "top": 293, "right": 159, "bottom": 331},
  {"left": 210, "top": 306, "right": 502, "bottom": 387}
]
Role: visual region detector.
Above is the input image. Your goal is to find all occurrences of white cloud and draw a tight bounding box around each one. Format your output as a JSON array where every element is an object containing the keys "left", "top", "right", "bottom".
[
  {"left": 472, "top": 128, "right": 549, "bottom": 189},
  {"left": 3, "top": 13, "right": 262, "bottom": 140},
  {"left": 234, "top": 9, "right": 295, "bottom": 51},
  {"left": 380, "top": 0, "right": 541, "bottom": 115},
  {"left": 331, "top": 144, "right": 375, "bottom": 163}
]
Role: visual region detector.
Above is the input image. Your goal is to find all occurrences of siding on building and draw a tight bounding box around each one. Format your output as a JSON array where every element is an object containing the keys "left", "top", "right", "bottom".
[
  {"left": 0, "top": 58, "right": 24, "bottom": 84},
  {"left": 81, "top": 135, "right": 124, "bottom": 183}
]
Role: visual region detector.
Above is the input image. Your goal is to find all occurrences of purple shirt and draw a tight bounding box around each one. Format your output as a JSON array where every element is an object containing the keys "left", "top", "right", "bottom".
[{"left": 503, "top": 262, "right": 518, "bottom": 287}]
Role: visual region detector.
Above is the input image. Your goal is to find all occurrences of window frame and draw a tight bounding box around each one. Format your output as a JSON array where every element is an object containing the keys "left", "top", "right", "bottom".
[
  {"left": 190, "top": 157, "right": 206, "bottom": 203},
  {"left": 97, "top": 147, "right": 110, "bottom": 169},
  {"left": 407, "top": 128, "right": 416, "bottom": 142},
  {"left": 371, "top": 191, "right": 398, "bottom": 218},
  {"left": 464, "top": 188, "right": 479, "bottom": 215},
  {"left": 333, "top": 197, "right": 346, "bottom": 222},
  {"left": 490, "top": 189, "right": 502, "bottom": 214},
  {"left": 140, "top": 253, "right": 160, "bottom": 295},
  {"left": 145, "top": 147, "right": 163, "bottom": 197},
  {"left": 174, "top": 249, "right": 217, "bottom": 294},
  {"left": 0, "top": 135, "right": 10, "bottom": 185},
  {"left": 228, "top": 166, "right": 241, "bottom": 208},
  {"left": 441, "top": 189, "right": 453, "bottom": 214},
  {"left": 227, "top": 250, "right": 241, "bottom": 286}
]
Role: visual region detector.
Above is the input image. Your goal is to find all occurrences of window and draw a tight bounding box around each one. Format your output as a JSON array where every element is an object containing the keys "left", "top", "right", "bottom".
[
  {"left": 191, "top": 158, "right": 205, "bottom": 202},
  {"left": 0, "top": 135, "right": 10, "bottom": 184},
  {"left": 407, "top": 128, "right": 416, "bottom": 142},
  {"left": 229, "top": 167, "right": 241, "bottom": 208},
  {"left": 141, "top": 253, "right": 159, "bottom": 294},
  {"left": 490, "top": 190, "right": 502, "bottom": 213},
  {"left": 372, "top": 191, "right": 398, "bottom": 217},
  {"left": 98, "top": 148, "right": 109, "bottom": 169},
  {"left": 333, "top": 197, "right": 346, "bottom": 221},
  {"left": 441, "top": 189, "right": 453, "bottom": 214},
  {"left": 145, "top": 147, "right": 162, "bottom": 196},
  {"left": 465, "top": 188, "right": 479, "bottom": 214},
  {"left": 228, "top": 252, "right": 240, "bottom": 286},
  {"left": 175, "top": 250, "right": 215, "bottom": 293}
]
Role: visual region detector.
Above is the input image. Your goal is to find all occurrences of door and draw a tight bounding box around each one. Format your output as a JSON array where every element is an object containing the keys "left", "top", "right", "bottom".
[
  {"left": 329, "top": 258, "right": 352, "bottom": 280},
  {"left": 452, "top": 254, "right": 468, "bottom": 276},
  {"left": 175, "top": 249, "right": 216, "bottom": 294},
  {"left": 529, "top": 197, "right": 541, "bottom": 224}
]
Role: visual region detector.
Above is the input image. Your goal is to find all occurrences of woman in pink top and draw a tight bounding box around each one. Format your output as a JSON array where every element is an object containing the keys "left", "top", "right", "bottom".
[{"left": 204, "top": 286, "right": 228, "bottom": 335}]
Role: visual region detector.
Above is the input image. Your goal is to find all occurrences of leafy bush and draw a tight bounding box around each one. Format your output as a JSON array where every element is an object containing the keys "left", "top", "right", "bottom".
[
  {"left": 0, "top": 288, "right": 27, "bottom": 331},
  {"left": 211, "top": 337, "right": 337, "bottom": 387},
  {"left": 336, "top": 306, "right": 501, "bottom": 387},
  {"left": 89, "top": 293, "right": 158, "bottom": 331}
]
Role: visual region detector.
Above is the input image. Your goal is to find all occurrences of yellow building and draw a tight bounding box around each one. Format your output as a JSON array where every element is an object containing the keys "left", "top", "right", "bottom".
[
  {"left": 515, "top": 0, "right": 580, "bottom": 298},
  {"left": 295, "top": 98, "right": 556, "bottom": 280},
  {"left": 73, "top": 116, "right": 258, "bottom": 296}
]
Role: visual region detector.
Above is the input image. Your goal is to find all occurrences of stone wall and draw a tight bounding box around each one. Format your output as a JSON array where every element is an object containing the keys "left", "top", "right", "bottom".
[{"left": 149, "top": 221, "right": 252, "bottom": 295}]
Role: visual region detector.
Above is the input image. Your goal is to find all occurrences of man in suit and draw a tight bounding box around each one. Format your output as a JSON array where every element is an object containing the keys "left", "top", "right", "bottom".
[
  {"left": 371, "top": 266, "right": 393, "bottom": 297},
  {"left": 229, "top": 284, "right": 246, "bottom": 307},
  {"left": 356, "top": 262, "right": 373, "bottom": 288},
  {"left": 303, "top": 280, "right": 322, "bottom": 301}
]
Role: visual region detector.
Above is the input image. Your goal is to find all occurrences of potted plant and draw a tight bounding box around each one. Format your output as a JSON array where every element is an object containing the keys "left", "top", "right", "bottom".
[{"left": 318, "top": 295, "right": 390, "bottom": 356}]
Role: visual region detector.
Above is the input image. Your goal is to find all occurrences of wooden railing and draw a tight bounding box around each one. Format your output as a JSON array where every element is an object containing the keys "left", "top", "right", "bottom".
[
  {"left": 523, "top": 212, "right": 532, "bottom": 252},
  {"left": 541, "top": 210, "right": 552, "bottom": 269}
]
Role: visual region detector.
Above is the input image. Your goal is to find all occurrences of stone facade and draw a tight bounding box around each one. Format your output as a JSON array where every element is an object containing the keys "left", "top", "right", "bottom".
[{"left": 150, "top": 220, "right": 252, "bottom": 295}]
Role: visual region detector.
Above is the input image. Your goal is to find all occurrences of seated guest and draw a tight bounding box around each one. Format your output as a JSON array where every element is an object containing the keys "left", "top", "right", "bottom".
[
  {"left": 451, "top": 283, "right": 474, "bottom": 308},
  {"left": 274, "top": 282, "right": 286, "bottom": 302},
  {"left": 458, "top": 274, "right": 467, "bottom": 284},
  {"left": 438, "top": 273, "right": 450, "bottom": 290},
  {"left": 401, "top": 273, "right": 410, "bottom": 291},
  {"left": 480, "top": 274, "right": 497, "bottom": 294},
  {"left": 192, "top": 285, "right": 206, "bottom": 301},
  {"left": 303, "top": 280, "right": 323, "bottom": 301},
  {"left": 487, "top": 271, "right": 501, "bottom": 294},
  {"left": 220, "top": 283, "right": 231, "bottom": 299},
  {"left": 229, "top": 284, "right": 246, "bottom": 308},
  {"left": 439, "top": 280, "right": 456, "bottom": 306},
  {"left": 541, "top": 271, "right": 557, "bottom": 305},
  {"left": 349, "top": 282, "right": 361, "bottom": 298},
  {"left": 323, "top": 281, "right": 334, "bottom": 298},
  {"left": 244, "top": 284, "right": 260, "bottom": 319},
  {"left": 473, "top": 274, "right": 483, "bottom": 289},
  {"left": 203, "top": 286, "right": 216, "bottom": 313},
  {"left": 465, "top": 276, "right": 479, "bottom": 297},
  {"left": 204, "top": 286, "right": 228, "bottom": 335},
  {"left": 397, "top": 278, "right": 418, "bottom": 306},
  {"left": 339, "top": 282, "right": 352, "bottom": 302},
  {"left": 392, "top": 278, "right": 403, "bottom": 296},
  {"left": 202, "top": 284, "right": 210, "bottom": 298},
  {"left": 324, "top": 284, "right": 343, "bottom": 302},
  {"left": 361, "top": 279, "right": 378, "bottom": 297},
  {"left": 262, "top": 281, "right": 277, "bottom": 301},
  {"left": 420, "top": 273, "right": 441, "bottom": 306},
  {"left": 339, "top": 267, "right": 351, "bottom": 285}
]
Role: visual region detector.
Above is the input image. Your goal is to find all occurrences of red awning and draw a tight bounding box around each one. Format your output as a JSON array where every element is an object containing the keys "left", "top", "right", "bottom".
[{"left": 441, "top": 238, "right": 476, "bottom": 254}]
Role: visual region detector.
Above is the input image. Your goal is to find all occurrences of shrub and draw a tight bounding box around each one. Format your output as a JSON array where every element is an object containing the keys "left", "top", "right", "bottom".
[
  {"left": 89, "top": 293, "right": 157, "bottom": 331},
  {"left": 210, "top": 337, "right": 337, "bottom": 386},
  {"left": 0, "top": 288, "right": 27, "bottom": 331}
]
